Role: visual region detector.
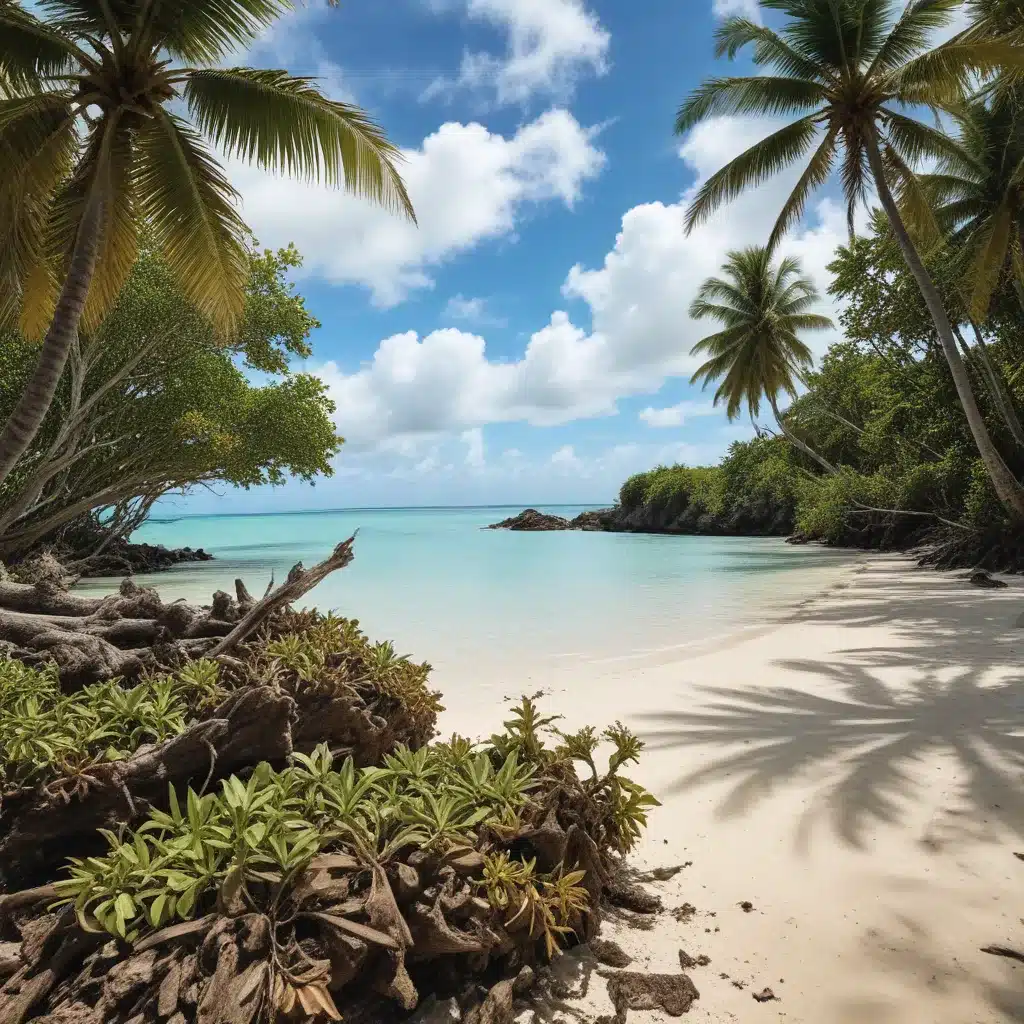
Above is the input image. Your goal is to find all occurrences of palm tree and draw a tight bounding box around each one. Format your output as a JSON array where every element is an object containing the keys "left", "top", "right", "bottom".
[
  {"left": 675, "top": 0, "right": 1024, "bottom": 518},
  {"left": 923, "top": 96, "right": 1024, "bottom": 319},
  {"left": 0, "top": 0, "right": 414, "bottom": 489},
  {"left": 690, "top": 246, "right": 837, "bottom": 473}
]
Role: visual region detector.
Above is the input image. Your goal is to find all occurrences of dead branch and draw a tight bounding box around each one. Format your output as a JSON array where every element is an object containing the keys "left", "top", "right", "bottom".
[{"left": 210, "top": 536, "right": 356, "bottom": 657}]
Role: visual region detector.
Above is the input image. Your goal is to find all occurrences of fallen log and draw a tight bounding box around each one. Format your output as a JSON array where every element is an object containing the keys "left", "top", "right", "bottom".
[{"left": 0, "top": 538, "right": 356, "bottom": 689}]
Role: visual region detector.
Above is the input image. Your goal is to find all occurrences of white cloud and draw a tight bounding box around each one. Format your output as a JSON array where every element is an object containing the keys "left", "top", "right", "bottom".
[
  {"left": 317, "top": 115, "right": 850, "bottom": 452},
  {"left": 443, "top": 294, "right": 508, "bottom": 327},
  {"left": 639, "top": 401, "right": 718, "bottom": 428},
  {"left": 231, "top": 109, "right": 604, "bottom": 306},
  {"left": 425, "top": 0, "right": 609, "bottom": 105},
  {"left": 462, "top": 427, "right": 486, "bottom": 468},
  {"left": 712, "top": 0, "right": 761, "bottom": 20},
  {"left": 550, "top": 444, "right": 581, "bottom": 469}
]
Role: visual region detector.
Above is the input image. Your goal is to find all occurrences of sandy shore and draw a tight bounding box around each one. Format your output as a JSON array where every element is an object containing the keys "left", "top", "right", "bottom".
[{"left": 438, "top": 556, "right": 1024, "bottom": 1023}]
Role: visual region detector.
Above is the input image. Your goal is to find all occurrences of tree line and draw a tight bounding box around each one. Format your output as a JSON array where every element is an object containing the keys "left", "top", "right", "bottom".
[
  {"left": 0, "top": 0, "right": 414, "bottom": 565},
  {"left": 626, "top": 0, "right": 1024, "bottom": 568}
]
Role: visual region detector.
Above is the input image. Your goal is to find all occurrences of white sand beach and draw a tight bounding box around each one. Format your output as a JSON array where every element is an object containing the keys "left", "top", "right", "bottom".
[{"left": 437, "top": 556, "right": 1024, "bottom": 1023}]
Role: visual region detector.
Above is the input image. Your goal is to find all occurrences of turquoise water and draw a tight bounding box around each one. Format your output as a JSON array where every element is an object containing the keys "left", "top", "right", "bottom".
[{"left": 77, "top": 506, "right": 856, "bottom": 691}]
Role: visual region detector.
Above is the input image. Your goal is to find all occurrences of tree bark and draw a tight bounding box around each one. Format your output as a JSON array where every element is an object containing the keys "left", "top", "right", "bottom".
[
  {"left": 768, "top": 394, "right": 838, "bottom": 474},
  {"left": 0, "top": 186, "right": 106, "bottom": 490},
  {"left": 967, "top": 320, "right": 1024, "bottom": 450},
  {"left": 865, "top": 131, "right": 1024, "bottom": 520}
]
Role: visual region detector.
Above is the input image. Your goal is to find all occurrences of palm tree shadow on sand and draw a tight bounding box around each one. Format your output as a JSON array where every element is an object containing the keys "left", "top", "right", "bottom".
[{"left": 637, "top": 651, "right": 1024, "bottom": 851}]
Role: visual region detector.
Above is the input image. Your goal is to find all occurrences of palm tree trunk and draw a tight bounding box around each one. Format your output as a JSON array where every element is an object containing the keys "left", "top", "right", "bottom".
[
  {"left": 865, "top": 131, "right": 1024, "bottom": 520},
  {"left": 768, "top": 394, "right": 837, "bottom": 474},
  {"left": 965, "top": 320, "right": 1024, "bottom": 450},
  {"left": 0, "top": 188, "right": 106, "bottom": 490}
]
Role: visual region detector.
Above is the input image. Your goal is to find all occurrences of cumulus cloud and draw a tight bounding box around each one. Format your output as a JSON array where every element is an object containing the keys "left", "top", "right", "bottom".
[
  {"left": 425, "top": 0, "right": 609, "bottom": 105},
  {"left": 712, "top": 0, "right": 761, "bottom": 20},
  {"left": 550, "top": 444, "right": 581, "bottom": 469},
  {"left": 443, "top": 294, "right": 508, "bottom": 327},
  {"left": 317, "top": 115, "right": 849, "bottom": 451},
  {"left": 230, "top": 109, "right": 603, "bottom": 306},
  {"left": 639, "top": 401, "right": 719, "bottom": 428}
]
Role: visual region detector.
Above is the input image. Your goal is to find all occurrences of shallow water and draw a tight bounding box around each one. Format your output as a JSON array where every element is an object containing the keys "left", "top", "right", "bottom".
[{"left": 77, "top": 506, "right": 856, "bottom": 692}]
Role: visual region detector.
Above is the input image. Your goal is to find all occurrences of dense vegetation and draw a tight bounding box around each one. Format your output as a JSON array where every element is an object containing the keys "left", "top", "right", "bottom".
[
  {"left": 0, "top": 627, "right": 658, "bottom": 1023},
  {"left": 613, "top": 0, "right": 1024, "bottom": 570},
  {"left": 0, "top": 243, "right": 340, "bottom": 564},
  {"left": 617, "top": 217, "right": 1024, "bottom": 568}
]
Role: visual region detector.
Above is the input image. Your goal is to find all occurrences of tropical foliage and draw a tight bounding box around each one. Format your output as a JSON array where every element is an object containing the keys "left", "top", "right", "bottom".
[
  {"left": 0, "top": 243, "right": 340, "bottom": 557},
  {"left": 0, "top": 640, "right": 657, "bottom": 1023},
  {"left": 617, "top": 212, "right": 1024, "bottom": 569},
  {"left": 675, "top": 0, "right": 1024, "bottom": 517},
  {"left": 0, "top": 0, "right": 413, "bottom": 488},
  {"left": 689, "top": 246, "right": 835, "bottom": 472}
]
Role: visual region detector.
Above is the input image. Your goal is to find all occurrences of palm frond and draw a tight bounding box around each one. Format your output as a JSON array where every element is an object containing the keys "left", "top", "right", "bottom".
[
  {"left": 867, "top": 0, "right": 964, "bottom": 75},
  {"left": 685, "top": 114, "right": 822, "bottom": 233},
  {"left": 964, "top": 198, "right": 1015, "bottom": 318},
  {"left": 714, "top": 16, "right": 832, "bottom": 81},
  {"left": 136, "top": 0, "right": 295, "bottom": 65},
  {"left": 185, "top": 67, "right": 415, "bottom": 220},
  {"left": 891, "top": 39, "right": 1024, "bottom": 103},
  {"left": 768, "top": 125, "right": 838, "bottom": 250},
  {"left": 881, "top": 107, "right": 974, "bottom": 166},
  {"left": 675, "top": 75, "right": 825, "bottom": 134},
  {"left": 47, "top": 114, "right": 140, "bottom": 332},
  {"left": 0, "top": 5, "right": 89, "bottom": 87},
  {"left": 134, "top": 110, "right": 249, "bottom": 334}
]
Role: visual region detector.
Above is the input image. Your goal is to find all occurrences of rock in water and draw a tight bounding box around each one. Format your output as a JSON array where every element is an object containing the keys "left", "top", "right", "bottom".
[{"left": 487, "top": 509, "right": 572, "bottom": 531}]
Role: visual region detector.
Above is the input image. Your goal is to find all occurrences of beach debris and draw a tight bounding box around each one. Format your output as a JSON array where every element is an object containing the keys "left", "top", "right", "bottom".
[
  {"left": 678, "top": 950, "right": 711, "bottom": 970},
  {"left": 980, "top": 945, "right": 1024, "bottom": 964},
  {"left": 644, "top": 863, "right": 690, "bottom": 882},
  {"left": 752, "top": 987, "right": 779, "bottom": 1002},
  {"left": 1013, "top": 852, "right": 1024, "bottom": 861},
  {"left": 590, "top": 939, "right": 633, "bottom": 968},
  {"left": 672, "top": 903, "right": 698, "bottom": 922},
  {"left": 964, "top": 569, "right": 1008, "bottom": 588},
  {"left": 606, "top": 878, "right": 663, "bottom": 915},
  {"left": 512, "top": 966, "right": 536, "bottom": 996},
  {"left": 602, "top": 971, "right": 700, "bottom": 1022},
  {"left": 739, "top": 901, "right": 754, "bottom": 913}
]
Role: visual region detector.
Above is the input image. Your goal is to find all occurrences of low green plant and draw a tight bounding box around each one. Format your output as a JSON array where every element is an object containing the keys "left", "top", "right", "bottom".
[
  {"left": 0, "top": 659, "right": 217, "bottom": 790},
  {"left": 53, "top": 739, "right": 537, "bottom": 941},
  {"left": 481, "top": 851, "right": 589, "bottom": 959}
]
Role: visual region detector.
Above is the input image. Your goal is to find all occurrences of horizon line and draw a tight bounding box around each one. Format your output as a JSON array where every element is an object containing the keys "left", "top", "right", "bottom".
[{"left": 148, "top": 502, "right": 611, "bottom": 523}]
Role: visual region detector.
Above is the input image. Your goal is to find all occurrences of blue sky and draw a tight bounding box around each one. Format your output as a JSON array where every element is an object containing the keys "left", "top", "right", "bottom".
[{"left": 172, "top": 0, "right": 861, "bottom": 513}]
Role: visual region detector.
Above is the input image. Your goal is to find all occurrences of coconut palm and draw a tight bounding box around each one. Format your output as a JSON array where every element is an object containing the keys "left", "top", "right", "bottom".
[
  {"left": 690, "top": 246, "right": 837, "bottom": 473},
  {"left": 0, "top": 0, "right": 414, "bottom": 489},
  {"left": 675, "top": 0, "right": 1024, "bottom": 518},
  {"left": 922, "top": 96, "right": 1024, "bottom": 318}
]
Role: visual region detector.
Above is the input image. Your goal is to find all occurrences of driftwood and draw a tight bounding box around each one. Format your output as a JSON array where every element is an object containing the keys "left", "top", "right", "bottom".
[
  {"left": 210, "top": 536, "right": 355, "bottom": 657},
  {"left": 0, "top": 538, "right": 357, "bottom": 688}
]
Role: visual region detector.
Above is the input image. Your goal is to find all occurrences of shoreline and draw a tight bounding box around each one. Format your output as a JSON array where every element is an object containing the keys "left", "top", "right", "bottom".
[
  {"left": 60, "top": 537, "right": 1024, "bottom": 1020},
  {"left": 454, "top": 554, "right": 1022, "bottom": 1023}
]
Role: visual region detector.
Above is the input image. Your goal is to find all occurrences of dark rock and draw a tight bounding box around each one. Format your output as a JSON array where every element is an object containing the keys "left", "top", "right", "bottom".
[
  {"left": 965, "top": 569, "right": 1008, "bottom": 589},
  {"left": 604, "top": 971, "right": 700, "bottom": 1021},
  {"left": 739, "top": 901, "right": 754, "bottom": 913},
  {"left": 590, "top": 938, "right": 633, "bottom": 968},
  {"left": 570, "top": 509, "right": 612, "bottom": 531},
  {"left": 487, "top": 509, "right": 573, "bottom": 531},
  {"left": 752, "top": 988, "right": 778, "bottom": 1003},
  {"left": 512, "top": 966, "right": 535, "bottom": 996},
  {"left": 606, "top": 879, "right": 663, "bottom": 915}
]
